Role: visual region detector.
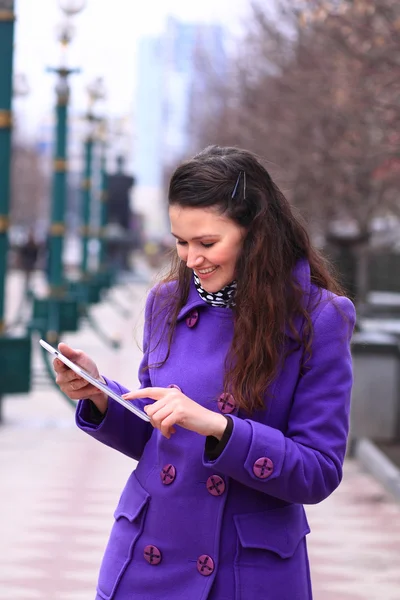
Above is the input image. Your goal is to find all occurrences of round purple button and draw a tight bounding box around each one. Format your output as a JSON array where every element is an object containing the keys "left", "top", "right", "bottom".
[
  {"left": 217, "top": 393, "right": 236, "bottom": 414},
  {"left": 253, "top": 457, "right": 274, "bottom": 479},
  {"left": 186, "top": 309, "right": 199, "bottom": 328},
  {"left": 144, "top": 545, "right": 162, "bottom": 565},
  {"left": 197, "top": 554, "right": 214, "bottom": 576},
  {"left": 161, "top": 464, "right": 176, "bottom": 485},
  {"left": 206, "top": 475, "right": 225, "bottom": 496}
]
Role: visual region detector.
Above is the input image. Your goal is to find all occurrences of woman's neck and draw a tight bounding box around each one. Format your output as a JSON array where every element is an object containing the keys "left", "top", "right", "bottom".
[{"left": 193, "top": 273, "right": 236, "bottom": 308}]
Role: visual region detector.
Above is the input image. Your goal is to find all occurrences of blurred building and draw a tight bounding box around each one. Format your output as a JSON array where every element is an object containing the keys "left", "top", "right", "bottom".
[
  {"left": 134, "top": 36, "right": 164, "bottom": 240},
  {"left": 133, "top": 17, "right": 227, "bottom": 240}
]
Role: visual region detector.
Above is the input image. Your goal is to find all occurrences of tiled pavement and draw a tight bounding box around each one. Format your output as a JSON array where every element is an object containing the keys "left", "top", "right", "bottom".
[
  {"left": 1, "top": 272, "right": 400, "bottom": 600},
  {"left": 308, "top": 462, "right": 400, "bottom": 600}
]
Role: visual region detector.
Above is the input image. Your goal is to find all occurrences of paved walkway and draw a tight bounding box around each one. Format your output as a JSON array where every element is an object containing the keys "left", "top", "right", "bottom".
[{"left": 1, "top": 272, "right": 400, "bottom": 600}]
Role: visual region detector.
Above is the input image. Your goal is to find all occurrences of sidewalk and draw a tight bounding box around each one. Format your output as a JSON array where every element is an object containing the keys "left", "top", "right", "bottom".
[{"left": 1, "top": 274, "right": 400, "bottom": 599}]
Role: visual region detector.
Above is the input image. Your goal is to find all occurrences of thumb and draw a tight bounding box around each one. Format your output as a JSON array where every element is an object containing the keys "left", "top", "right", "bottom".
[{"left": 58, "top": 342, "right": 83, "bottom": 361}]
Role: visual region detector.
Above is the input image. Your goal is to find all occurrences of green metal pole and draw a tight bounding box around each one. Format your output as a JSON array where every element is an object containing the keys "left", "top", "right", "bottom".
[
  {"left": 99, "top": 138, "right": 108, "bottom": 269},
  {"left": 45, "top": 65, "right": 79, "bottom": 343},
  {"left": 0, "top": 2, "right": 15, "bottom": 334},
  {"left": 80, "top": 135, "right": 93, "bottom": 274},
  {"left": 48, "top": 74, "right": 69, "bottom": 291}
]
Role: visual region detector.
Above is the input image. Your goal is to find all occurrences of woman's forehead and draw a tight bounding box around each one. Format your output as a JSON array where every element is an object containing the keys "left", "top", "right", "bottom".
[{"left": 169, "top": 205, "right": 234, "bottom": 234}]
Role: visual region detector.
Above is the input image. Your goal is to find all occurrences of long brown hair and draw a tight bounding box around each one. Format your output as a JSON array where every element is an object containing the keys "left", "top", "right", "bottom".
[{"left": 152, "top": 145, "right": 344, "bottom": 413}]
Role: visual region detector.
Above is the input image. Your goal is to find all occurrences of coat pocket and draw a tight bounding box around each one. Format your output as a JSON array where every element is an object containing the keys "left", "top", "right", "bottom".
[
  {"left": 233, "top": 504, "right": 311, "bottom": 600},
  {"left": 97, "top": 475, "right": 150, "bottom": 600}
]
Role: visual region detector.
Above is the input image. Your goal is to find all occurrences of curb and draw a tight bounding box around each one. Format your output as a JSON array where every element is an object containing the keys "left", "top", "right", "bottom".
[{"left": 355, "top": 437, "right": 400, "bottom": 502}]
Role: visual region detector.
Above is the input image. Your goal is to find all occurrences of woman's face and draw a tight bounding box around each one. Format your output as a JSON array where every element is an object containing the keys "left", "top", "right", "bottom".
[{"left": 169, "top": 205, "right": 246, "bottom": 293}]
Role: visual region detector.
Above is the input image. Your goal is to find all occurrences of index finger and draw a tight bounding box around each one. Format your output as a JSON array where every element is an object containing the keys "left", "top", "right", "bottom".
[{"left": 122, "top": 387, "right": 167, "bottom": 401}]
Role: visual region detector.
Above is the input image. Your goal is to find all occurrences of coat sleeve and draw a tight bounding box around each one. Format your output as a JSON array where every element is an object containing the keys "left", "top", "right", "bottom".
[
  {"left": 75, "top": 290, "right": 155, "bottom": 461},
  {"left": 203, "top": 296, "right": 356, "bottom": 505}
]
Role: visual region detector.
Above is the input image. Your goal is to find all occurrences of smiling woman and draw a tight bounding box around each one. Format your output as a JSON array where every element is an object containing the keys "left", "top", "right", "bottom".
[
  {"left": 169, "top": 205, "right": 245, "bottom": 293},
  {"left": 53, "top": 145, "right": 356, "bottom": 600}
]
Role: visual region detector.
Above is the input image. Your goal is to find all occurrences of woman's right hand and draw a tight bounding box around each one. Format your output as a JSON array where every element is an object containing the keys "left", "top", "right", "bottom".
[{"left": 53, "top": 342, "right": 108, "bottom": 414}]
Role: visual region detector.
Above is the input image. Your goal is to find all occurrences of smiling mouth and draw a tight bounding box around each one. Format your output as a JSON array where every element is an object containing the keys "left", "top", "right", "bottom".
[{"left": 197, "top": 266, "right": 218, "bottom": 276}]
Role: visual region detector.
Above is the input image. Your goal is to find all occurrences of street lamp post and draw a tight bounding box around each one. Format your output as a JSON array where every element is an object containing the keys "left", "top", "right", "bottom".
[
  {"left": 36, "top": 0, "right": 86, "bottom": 344},
  {"left": 47, "top": 6, "right": 85, "bottom": 292},
  {"left": 0, "top": 0, "right": 15, "bottom": 335},
  {"left": 80, "top": 77, "right": 105, "bottom": 275},
  {"left": 98, "top": 121, "right": 109, "bottom": 272},
  {"left": 0, "top": 1, "right": 32, "bottom": 420},
  {"left": 81, "top": 134, "right": 93, "bottom": 274},
  {"left": 31, "top": 0, "right": 89, "bottom": 408},
  {"left": 69, "top": 102, "right": 121, "bottom": 348},
  {"left": 47, "top": 71, "right": 75, "bottom": 290}
]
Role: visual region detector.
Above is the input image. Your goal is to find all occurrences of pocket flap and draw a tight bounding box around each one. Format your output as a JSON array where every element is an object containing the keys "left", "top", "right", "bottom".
[
  {"left": 234, "top": 504, "right": 310, "bottom": 559},
  {"left": 113, "top": 474, "right": 150, "bottom": 523}
]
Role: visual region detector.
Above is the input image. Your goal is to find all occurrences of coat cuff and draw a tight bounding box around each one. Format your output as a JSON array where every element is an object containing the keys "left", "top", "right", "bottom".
[
  {"left": 75, "top": 376, "right": 127, "bottom": 431},
  {"left": 202, "top": 414, "right": 285, "bottom": 484},
  {"left": 88, "top": 401, "right": 106, "bottom": 424},
  {"left": 204, "top": 416, "right": 232, "bottom": 460}
]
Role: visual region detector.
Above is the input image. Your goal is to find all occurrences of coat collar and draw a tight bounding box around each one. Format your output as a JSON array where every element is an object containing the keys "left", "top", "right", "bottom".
[
  {"left": 176, "top": 258, "right": 311, "bottom": 339},
  {"left": 291, "top": 257, "right": 311, "bottom": 304},
  {"left": 285, "top": 258, "right": 311, "bottom": 340}
]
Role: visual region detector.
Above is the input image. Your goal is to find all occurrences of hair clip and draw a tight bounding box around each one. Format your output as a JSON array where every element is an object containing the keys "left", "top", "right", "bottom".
[{"left": 231, "top": 171, "right": 247, "bottom": 200}]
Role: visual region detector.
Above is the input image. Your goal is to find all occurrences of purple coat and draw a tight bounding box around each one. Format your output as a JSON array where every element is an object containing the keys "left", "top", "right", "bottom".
[{"left": 76, "top": 260, "right": 355, "bottom": 600}]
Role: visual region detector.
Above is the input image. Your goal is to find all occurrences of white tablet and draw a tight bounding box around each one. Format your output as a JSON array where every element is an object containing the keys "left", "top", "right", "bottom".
[{"left": 39, "top": 338, "right": 151, "bottom": 422}]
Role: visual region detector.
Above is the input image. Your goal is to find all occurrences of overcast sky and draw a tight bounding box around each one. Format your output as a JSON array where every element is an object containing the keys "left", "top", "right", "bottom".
[{"left": 13, "top": 0, "right": 249, "bottom": 141}]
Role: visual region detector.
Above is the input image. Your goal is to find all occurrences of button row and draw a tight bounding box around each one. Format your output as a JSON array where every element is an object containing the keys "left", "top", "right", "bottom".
[
  {"left": 144, "top": 545, "right": 214, "bottom": 576},
  {"left": 160, "top": 460, "right": 273, "bottom": 485},
  {"left": 160, "top": 465, "right": 227, "bottom": 494}
]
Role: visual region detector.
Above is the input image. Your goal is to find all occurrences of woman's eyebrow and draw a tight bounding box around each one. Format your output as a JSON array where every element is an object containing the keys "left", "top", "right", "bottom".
[{"left": 171, "top": 233, "right": 219, "bottom": 241}]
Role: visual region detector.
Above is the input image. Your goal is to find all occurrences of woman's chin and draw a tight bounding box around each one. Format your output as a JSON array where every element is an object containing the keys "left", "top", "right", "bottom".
[{"left": 202, "top": 280, "right": 228, "bottom": 294}]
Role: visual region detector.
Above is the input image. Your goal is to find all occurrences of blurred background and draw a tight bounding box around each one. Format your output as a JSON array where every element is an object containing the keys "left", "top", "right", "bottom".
[
  {"left": 1, "top": 1, "right": 400, "bottom": 599},
  {"left": 8, "top": 0, "right": 246, "bottom": 266},
  {"left": 7, "top": 0, "right": 400, "bottom": 302}
]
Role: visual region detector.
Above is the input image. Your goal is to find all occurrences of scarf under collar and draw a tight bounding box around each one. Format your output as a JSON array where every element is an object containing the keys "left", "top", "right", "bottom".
[{"left": 193, "top": 273, "right": 237, "bottom": 308}]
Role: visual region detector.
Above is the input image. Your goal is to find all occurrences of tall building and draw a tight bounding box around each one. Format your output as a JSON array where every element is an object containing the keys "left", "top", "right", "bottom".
[
  {"left": 133, "top": 17, "right": 227, "bottom": 240},
  {"left": 133, "top": 36, "right": 165, "bottom": 239}
]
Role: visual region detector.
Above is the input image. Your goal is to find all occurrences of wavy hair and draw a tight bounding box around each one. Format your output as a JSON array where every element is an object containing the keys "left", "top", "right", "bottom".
[{"left": 152, "top": 145, "right": 344, "bottom": 414}]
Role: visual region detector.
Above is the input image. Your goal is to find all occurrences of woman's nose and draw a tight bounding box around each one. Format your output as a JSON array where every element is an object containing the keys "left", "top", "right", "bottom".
[{"left": 186, "top": 248, "right": 203, "bottom": 269}]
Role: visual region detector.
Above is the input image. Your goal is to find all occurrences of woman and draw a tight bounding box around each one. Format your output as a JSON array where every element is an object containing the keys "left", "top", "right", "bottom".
[{"left": 54, "top": 145, "right": 356, "bottom": 600}]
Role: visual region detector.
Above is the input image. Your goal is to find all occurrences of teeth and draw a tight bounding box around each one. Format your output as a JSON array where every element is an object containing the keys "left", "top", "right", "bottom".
[{"left": 198, "top": 267, "right": 217, "bottom": 275}]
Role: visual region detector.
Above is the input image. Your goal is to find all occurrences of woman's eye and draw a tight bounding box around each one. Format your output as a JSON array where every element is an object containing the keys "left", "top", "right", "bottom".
[{"left": 176, "top": 240, "right": 214, "bottom": 248}]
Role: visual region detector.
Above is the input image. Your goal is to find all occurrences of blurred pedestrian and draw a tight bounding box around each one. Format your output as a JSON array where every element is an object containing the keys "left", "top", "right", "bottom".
[
  {"left": 18, "top": 230, "right": 39, "bottom": 293},
  {"left": 53, "top": 145, "right": 356, "bottom": 599}
]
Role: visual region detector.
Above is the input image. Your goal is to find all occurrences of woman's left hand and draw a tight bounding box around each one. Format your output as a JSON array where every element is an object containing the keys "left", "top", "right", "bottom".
[{"left": 122, "top": 387, "right": 228, "bottom": 440}]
